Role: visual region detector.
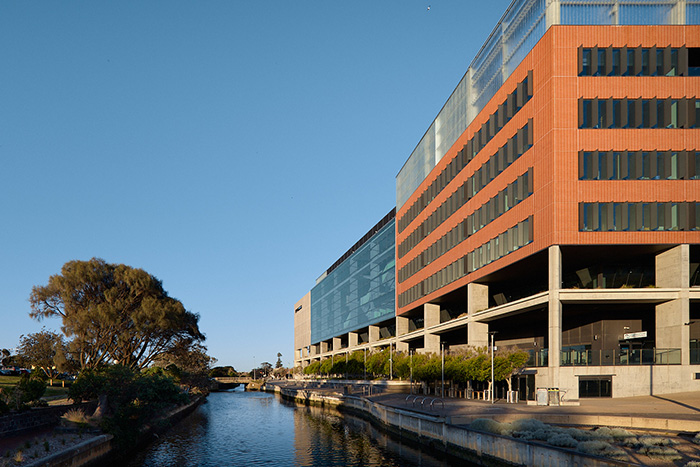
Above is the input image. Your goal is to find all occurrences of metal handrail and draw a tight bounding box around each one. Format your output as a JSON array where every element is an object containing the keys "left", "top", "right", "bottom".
[
  {"left": 412, "top": 396, "right": 427, "bottom": 407},
  {"left": 430, "top": 398, "right": 445, "bottom": 410}
]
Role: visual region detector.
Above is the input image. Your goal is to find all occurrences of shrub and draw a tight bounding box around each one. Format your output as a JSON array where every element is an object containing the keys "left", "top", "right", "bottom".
[
  {"left": 638, "top": 435, "right": 679, "bottom": 447},
  {"left": 638, "top": 445, "right": 682, "bottom": 460},
  {"left": 577, "top": 440, "right": 613, "bottom": 455},
  {"left": 469, "top": 418, "right": 505, "bottom": 435},
  {"left": 547, "top": 433, "right": 578, "bottom": 448},
  {"left": 62, "top": 408, "right": 88, "bottom": 425},
  {"left": 694, "top": 433, "right": 700, "bottom": 445},
  {"left": 69, "top": 365, "right": 188, "bottom": 448}
]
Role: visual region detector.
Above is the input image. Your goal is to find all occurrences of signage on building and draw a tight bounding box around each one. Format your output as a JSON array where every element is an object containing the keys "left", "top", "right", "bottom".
[{"left": 623, "top": 331, "right": 647, "bottom": 340}]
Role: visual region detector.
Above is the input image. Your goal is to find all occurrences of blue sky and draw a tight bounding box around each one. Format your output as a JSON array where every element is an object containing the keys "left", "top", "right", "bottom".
[{"left": 1, "top": 0, "right": 510, "bottom": 371}]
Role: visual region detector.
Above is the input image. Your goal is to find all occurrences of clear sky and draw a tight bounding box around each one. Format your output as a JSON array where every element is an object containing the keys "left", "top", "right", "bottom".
[{"left": 1, "top": 0, "right": 511, "bottom": 371}]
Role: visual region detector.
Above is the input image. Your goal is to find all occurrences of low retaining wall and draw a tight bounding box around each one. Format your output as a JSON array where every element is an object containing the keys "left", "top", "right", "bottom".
[
  {"left": 24, "top": 435, "right": 113, "bottom": 467},
  {"left": 0, "top": 402, "right": 98, "bottom": 438},
  {"left": 278, "top": 388, "right": 632, "bottom": 467}
]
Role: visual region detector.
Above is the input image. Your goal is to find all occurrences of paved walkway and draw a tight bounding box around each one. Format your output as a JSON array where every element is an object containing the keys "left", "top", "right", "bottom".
[
  {"left": 273, "top": 382, "right": 700, "bottom": 431},
  {"left": 366, "top": 391, "right": 700, "bottom": 431}
]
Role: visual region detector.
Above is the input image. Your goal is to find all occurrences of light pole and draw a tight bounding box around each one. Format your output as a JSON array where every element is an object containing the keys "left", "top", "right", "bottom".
[
  {"left": 363, "top": 347, "right": 367, "bottom": 380},
  {"left": 441, "top": 342, "right": 445, "bottom": 398},
  {"left": 489, "top": 331, "right": 498, "bottom": 404},
  {"left": 389, "top": 342, "right": 393, "bottom": 380},
  {"left": 410, "top": 350, "right": 413, "bottom": 394}
]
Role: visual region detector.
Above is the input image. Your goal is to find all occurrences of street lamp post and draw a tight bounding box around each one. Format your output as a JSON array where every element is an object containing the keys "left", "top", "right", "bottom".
[
  {"left": 489, "top": 331, "right": 498, "bottom": 404},
  {"left": 441, "top": 342, "right": 445, "bottom": 398},
  {"left": 410, "top": 350, "right": 413, "bottom": 394},
  {"left": 363, "top": 347, "right": 367, "bottom": 380},
  {"left": 389, "top": 342, "right": 393, "bottom": 380}
]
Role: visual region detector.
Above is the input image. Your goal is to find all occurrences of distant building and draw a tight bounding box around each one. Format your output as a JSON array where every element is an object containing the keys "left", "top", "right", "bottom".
[
  {"left": 295, "top": 0, "right": 700, "bottom": 399},
  {"left": 294, "top": 210, "right": 395, "bottom": 368}
]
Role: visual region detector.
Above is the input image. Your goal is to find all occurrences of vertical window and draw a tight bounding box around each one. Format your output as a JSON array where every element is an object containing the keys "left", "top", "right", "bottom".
[
  {"left": 642, "top": 48, "right": 650, "bottom": 75},
  {"left": 656, "top": 49, "right": 664, "bottom": 76},
  {"left": 642, "top": 100, "right": 651, "bottom": 128},
  {"left": 612, "top": 49, "right": 620, "bottom": 76},
  {"left": 597, "top": 49, "right": 606, "bottom": 76},
  {"left": 612, "top": 100, "right": 621, "bottom": 128},
  {"left": 598, "top": 99, "right": 607, "bottom": 128},
  {"left": 670, "top": 152, "right": 678, "bottom": 180},
  {"left": 581, "top": 48, "right": 592, "bottom": 76},
  {"left": 670, "top": 100, "right": 678, "bottom": 128},
  {"left": 641, "top": 152, "right": 651, "bottom": 180},
  {"left": 669, "top": 49, "right": 678, "bottom": 76},
  {"left": 627, "top": 49, "right": 635, "bottom": 76}
]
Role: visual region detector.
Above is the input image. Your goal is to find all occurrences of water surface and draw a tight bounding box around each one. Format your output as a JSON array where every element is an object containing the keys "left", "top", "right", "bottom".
[{"left": 124, "top": 387, "right": 468, "bottom": 466}]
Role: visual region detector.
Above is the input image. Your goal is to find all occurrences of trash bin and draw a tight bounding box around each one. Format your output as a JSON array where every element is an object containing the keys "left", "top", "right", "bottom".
[
  {"left": 548, "top": 388, "right": 560, "bottom": 406},
  {"left": 536, "top": 387, "right": 548, "bottom": 406}
]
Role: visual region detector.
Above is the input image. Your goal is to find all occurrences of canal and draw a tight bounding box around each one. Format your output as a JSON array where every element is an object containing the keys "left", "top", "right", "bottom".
[{"left": 124, "top": 387, "right": 471, "bottom": 466}]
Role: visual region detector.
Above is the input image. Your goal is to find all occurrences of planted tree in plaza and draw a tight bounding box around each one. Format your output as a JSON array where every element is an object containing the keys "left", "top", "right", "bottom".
[
  {"left": 494, "top": 349, "right": 530, "bottom": 394},
  {"left": 28, "top": 258, "right": 204, "bottom": 371}
]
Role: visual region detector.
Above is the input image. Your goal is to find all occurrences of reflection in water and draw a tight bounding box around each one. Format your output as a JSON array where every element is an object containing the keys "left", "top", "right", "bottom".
[{"left": 124, "top": 387, "right": 470, "bottom": 466}]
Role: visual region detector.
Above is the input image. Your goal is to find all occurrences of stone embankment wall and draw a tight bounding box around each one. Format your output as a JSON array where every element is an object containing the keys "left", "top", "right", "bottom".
[
  {"left": 275, "top": 386, "right": 630, "bottom": 467},
  {"left": 0, "top": 401, "right": 97, "bottom": 438}
]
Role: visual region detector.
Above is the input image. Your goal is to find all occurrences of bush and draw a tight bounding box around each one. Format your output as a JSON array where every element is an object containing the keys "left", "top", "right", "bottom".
[
  {"left": 638, "top": 445, "right": 682, "bottom": 460},
  {"left": 70, "top": 365, "right": 188, "bottom": 448},
  {"left": 547, "top": 433, "right": 579, "bottom": 448},
  {"left": 0, "top": 399, "right": 8, "bottom": 415},
  {"left": 469, "top": 418, "right": 506, "bottom": 435}
]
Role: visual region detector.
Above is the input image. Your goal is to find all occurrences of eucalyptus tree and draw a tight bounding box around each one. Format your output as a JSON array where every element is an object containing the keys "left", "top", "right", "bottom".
[
  {"left": 29, "top": 258, "right": 204, "bottom": 370},
  {"left": 16, "top": 328, "right": 73, "bottom": 380}
]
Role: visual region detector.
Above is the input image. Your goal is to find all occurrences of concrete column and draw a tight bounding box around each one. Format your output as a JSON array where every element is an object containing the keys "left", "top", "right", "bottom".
[
  {"left": 545, "top": 0, "right": 561, "bottom": 28},
  {"left": 368, "top": 325, "right": 380, "bottom": 343},
  {"left": 332, "top": 337, "right": 341, "bottom": 352},
  {"left": 468, "top": 323, "right": 489, "bottom": 348},
  {"left": 656, "top": 245, "right": 689, "bottom": 288},
  {"left": 548, "top": 246, "right": 562, "bottom": 378},
  {"left": 396, "top": 316, "right": 409, "bottom": 336},
  {"left": 655, "top": 245, "right": 690, "bottom": 365},
  {"left": 311, "top": 344, "right": 318, "bottom": 356},
  {"left": 467, "top": 283, "right": 489, "bottom": 315},
  {"left": 466, "top": 282, "right": 490, "bottom": 348},
  {"left": 424, "top": 333, "right": 441, "bottom": 354},
  {"left": 320, "top": 341, "right": 329, "bottom": 354},
  {"left": 396, "top": 341, "right": 409, "bottom": 353},
  {"left": 348, "top": 332, "right": 358, "bottom": 348},
  {"left": 423, "top": 303, "right": 442, "bottom": 354},
  {"left": 424, "top": 303, "right": 441, "bottom": 328}
]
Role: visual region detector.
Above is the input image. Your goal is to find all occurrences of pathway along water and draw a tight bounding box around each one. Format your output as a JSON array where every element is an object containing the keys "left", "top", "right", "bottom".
[{"left": 121, "top": 387, "right": 474, "bottom": 466}]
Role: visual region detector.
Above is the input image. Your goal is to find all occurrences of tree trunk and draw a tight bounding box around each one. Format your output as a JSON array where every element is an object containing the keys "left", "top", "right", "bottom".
[{"left": 92, "top": 394, "right": 109, "bottom": 420}]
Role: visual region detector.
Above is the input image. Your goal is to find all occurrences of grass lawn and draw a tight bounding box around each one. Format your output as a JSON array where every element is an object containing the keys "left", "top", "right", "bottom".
[
  {"left": 0, "top": 375, "right": 70, "bottom": 398},
  {"left": 0, "top": 375, "right": 22, "bottom": 389}
]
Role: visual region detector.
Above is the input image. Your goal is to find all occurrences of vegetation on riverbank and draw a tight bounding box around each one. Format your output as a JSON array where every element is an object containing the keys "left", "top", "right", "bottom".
[{"left": 302, "top": 347, "right": 528, "bottom": 393}]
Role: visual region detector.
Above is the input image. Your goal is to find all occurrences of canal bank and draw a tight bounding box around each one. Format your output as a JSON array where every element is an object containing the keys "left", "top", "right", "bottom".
[{"left": 267, "top": 380, "right": 700, "bottom": 466}]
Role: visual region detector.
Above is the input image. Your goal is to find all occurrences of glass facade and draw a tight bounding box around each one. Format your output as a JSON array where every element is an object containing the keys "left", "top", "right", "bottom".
[
  {"left": 396, "top": 0, "right": 699, "bottom": 209},
  {"left": 310, "top": 220, "right": 395, "bottom": 344}
]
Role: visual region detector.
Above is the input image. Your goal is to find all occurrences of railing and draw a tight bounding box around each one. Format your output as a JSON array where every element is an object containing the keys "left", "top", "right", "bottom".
[
  {"left": 691, "top": 346, "right": 700, "bottom": 365},
  {"left": 526, "top": 349, "right": 548, "bottom": 367},
  {"left": 561, "top": 348, "right": 681, "bottom": 366}
]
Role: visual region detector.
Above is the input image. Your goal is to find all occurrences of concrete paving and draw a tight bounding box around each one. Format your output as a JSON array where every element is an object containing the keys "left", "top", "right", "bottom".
[{"left": 366, "top": 391, "right": 700, "bottom": 432}]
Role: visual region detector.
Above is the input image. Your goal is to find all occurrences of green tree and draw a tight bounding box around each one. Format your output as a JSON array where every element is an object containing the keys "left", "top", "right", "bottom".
[
  {"left": 494, "top": 349, "right": 530, "bottom": 393},
  {"left": 275, "top": 352, "right": 283, "bottom": 369},
  {"left": 152, "top": 342, "right": 215, "bottom": 393},
  {"left": 29, "top": 258, "right": 204, "bottom": 370},
  {"left": 16, "top": 328, "right": 71, "bottom": 382},
  {"left": 303, "top": 361, "right": 320, "bottom": 375}
]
